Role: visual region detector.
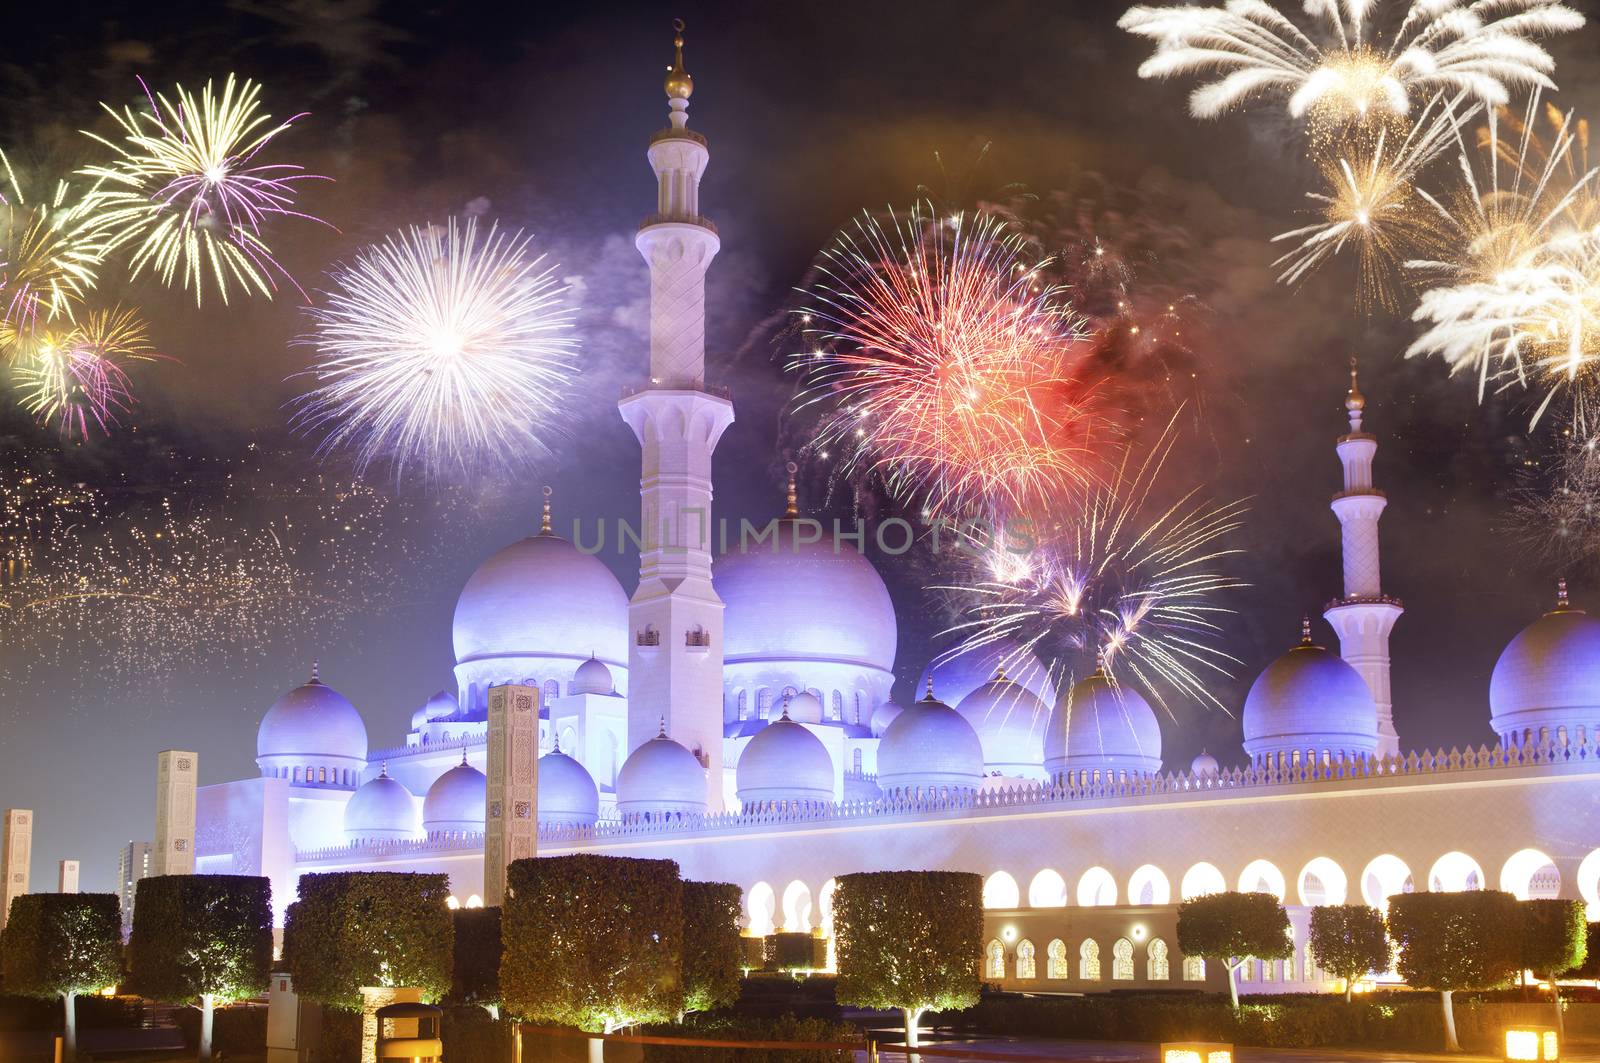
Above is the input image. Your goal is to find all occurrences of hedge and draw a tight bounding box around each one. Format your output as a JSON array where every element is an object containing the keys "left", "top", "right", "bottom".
[
  {"left": 287, "top": 872, "right": 453, "bottom": 1011},
  {"left": 639, "top": 1013, "right": 861, "bottom": 1062},
  {"left": 765, "top": 932, "right": 822, "bottom": 972},
  {"left": 0, "top": 994, "right": 145, "bottom": 1032},
  {"left": 682, "top": 882, "right": 743, "bottom": 1013},
  {"left": 172, "top": 1004, "right": 268, "bottom": 1055},
  {"left": 450, "top": 906, "right": 502, "bottom": 1007},
  {"left": 440, "top": 1005, "right": 514, "bottom": 1063}
]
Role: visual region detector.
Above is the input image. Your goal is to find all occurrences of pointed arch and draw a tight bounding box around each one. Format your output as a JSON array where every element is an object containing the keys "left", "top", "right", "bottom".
[
  {"left": 1079, "top": 939, "right": 1101, "bottom": 980},
  {"left": 1028, "top": 868, "right": 1068, "bottom": 907},
  {"left": 1112, "top": 938, "right": 1135, "bottom": 980},
  {"left": 983, "top": 870, "right": 1020, "bottom": 909},
  {"left": 1047, "top": 938, "right": 1069, "bottom": 979},
  {"left": 985, "top": 939, "right": 1005, "bottom": 979},
  {"left": 1148, "top": 937, "right": 1170, "bottom": 980},
  {"left": 1016, "top": 938, "right": 1037, "bottom": 979}
]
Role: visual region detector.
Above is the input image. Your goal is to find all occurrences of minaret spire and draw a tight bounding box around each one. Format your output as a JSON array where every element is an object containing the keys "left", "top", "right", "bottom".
[
  {"left": 617, "top": 19, "right": 734, "bottom": 809},
  {"left": 784, "top": 461, "right": 799, "bottom": 518},
  {"left": 540, "top": 485, "right": 552, "bottom": 536},
  {"left": 1323, "top": 357, "right": 1403, "bottom": 758}
]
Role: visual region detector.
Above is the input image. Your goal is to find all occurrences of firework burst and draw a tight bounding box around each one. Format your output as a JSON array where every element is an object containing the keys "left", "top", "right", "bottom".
[
  {"left": 790, "top": 202, "right": 1104, "bottom": 521},
  {"left": 78, "top": 74, "right": 326, "bottom": 305},
  {"left": 11, "top": 307, "right": 159, "bottom": 438},
  {"left": 1119, "top": 0, "right": 1583, "bottom": 136},
  {"left": 938, "top": 414, "right": 1247, "bottom": 714},
  {"left": 294, "top": 217, "right": 578, "bottom": 481},
  {"left": 0, "top": 152, "right": 100, "bottom": 347}
]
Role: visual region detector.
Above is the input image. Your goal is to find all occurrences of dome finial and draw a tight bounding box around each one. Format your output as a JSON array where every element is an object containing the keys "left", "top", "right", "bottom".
[
  {"left": 378, "top": 760, "right": 388, "bottom": 778},
  {"left": 784, "top": 461, "right": 799, "bottom": 519},
  {"left": 780, "top": 690, "right": 792, "bottom": 721},
  {"left": 540, "top": 485, "right": 553, "bottom": 536},
  {"left": 460, "top": 747, "right": 468, "bottom": 766},
  {"left": 664, "top": 18, "right": 693, "bottom": 103},
  {"left": 310, "top": 658, "right": 320, "bottom": 683},
  {"left": 923, "top": 674, "right": 936, "bottom": 701},
  {"left": 657, "top": 715, "right": 667, "bottom": 738},
  {"left": 1558, "top": 576, "right": 1570, "bottom": 609},
  {"left": 1300, "top": 614, "right": 1313, "bottom": 645},
  {"left": 1345, "top": 355, "right": 1366, "bottom": 431}
]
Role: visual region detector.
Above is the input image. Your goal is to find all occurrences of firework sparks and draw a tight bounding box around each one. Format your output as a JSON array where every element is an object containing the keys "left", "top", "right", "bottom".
[
  {"left": 294, "top": 217, "right": 578, "bottom": 481},
  {"left": 938, "top": 414, "right": 1247, "bottom": 714},
  {"left": 790, "top": 202, "right": 1104, "bottom": 520},
  {"left": 77, "top": 74, "right": 326, "bottom": 305},
  {"left": 1119, "top": 0, "right": 1583, "bottom": 134},
  {"left": 0, "top": 152, "right": 100, "bottom": 347},
  {"left": 1511, "top": 438, "right": 1600, "bottom": 573},
  {"left": 1273, "top": 95, "right": 1464, "bottom": 310},
  {"left": 11, "top": 307, "right": 159, "bottom": 438}
]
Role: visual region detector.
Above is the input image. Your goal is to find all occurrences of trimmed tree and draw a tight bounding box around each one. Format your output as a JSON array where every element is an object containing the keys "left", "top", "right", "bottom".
[
  {"left": 1308, "top": 904, "right": 1390, "bottom": 1002},
  {"left": 451, "top": 906, "right": 503, "bottom": 1017},
  {"left": 129, "top": 875, "right": 272, "bottom": 1062},
  {"left": 285, "top": 872, "right": 454, "bottom": 1010},
  {"left": 1387, "top": 889, "right": 1523, "bottom": 1051},
  {"left": 0, "top": 893, "right": 122, "bottom": 1060},
  {"left": 501, "top": 854, "right": 684, "bottom": 1063},
  {"left": 1520, "top": 898, "right": 1586, "bottom": 1031},
  {"left": 1563, "top": 921, "right": 1600, "bottom": 984},
  {"left": 832, "top": 870, "right": 983, "bottom": 1049},
  {"left": 681, "top": 881, "right": 742, "bottom": 1015},
  {"left": 1177, "top": 891, "right": 1292, "bottom": 1010}
]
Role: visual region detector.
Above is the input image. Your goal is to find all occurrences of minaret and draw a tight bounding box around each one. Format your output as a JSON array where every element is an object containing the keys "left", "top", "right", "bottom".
[
  {"left": 1322, "top": 359, "right": 1403, "bottom": 758},
  {"left": 617, "top": 20, "right": 734, "bottom": 809}
]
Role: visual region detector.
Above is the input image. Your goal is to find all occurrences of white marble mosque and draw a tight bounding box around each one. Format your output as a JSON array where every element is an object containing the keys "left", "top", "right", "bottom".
[{"left": 176, "top": 28, "right": 1600, "bottom": 996}]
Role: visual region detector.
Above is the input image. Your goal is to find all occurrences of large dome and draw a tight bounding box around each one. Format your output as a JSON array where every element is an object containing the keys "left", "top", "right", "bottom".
[
  {"left": 421, "top": 758, "right": 485, "bottom": 835},
  {"left": 919, "top": 638, "right": 1056, "bottom": 710},
  {"left": 615, "top": 732, "right": 707, "bottom": 819},
  {"left": 571, "top": 656, "right": 616, "bottom": 696},
  {"left": 1490, "top": 588, "right": 1600, "bottom": 745},
  {"left": 343, "top": 769, "right": 418, "bottom": 842},
  {"left": 957, "top": 673, "right": 1050, "bottom": 778},
  {"left": 1242, "top": 626, "right": 1377, "bottom": 766},
  {"left": 452, "top": 530, "right": 629, "bottom": 667},
  {"left": 870, "top": 697, "right": 904, "bottom": 738},
  {"left": 1045, "top": 671, "right": 1163, "bottom": 778},
  {"left": 537, "top": 750, "right": 600, "bottom": 829},
  {"left": 257, "top": 667, "right": 368, "bottom": 776},
  {"left": 411, "top": 689, "right": 459, "bottom": 730},
  {"left": 736, "top": 717, "right": 834, "bottom": 807},
  {"left": 877, "top": 687, "right": 985, "bottom": 794},
  {"left": 716, "top": 518, "right": 897, "bottom": 674}
]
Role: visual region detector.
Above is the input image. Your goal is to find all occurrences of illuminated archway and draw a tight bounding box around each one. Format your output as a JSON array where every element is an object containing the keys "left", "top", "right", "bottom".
[
  {"left": 1578, "top": 850, "right": 1600, "bottom": 919},
  {"left": 1181, "top": 862, "right": 1226, "bottom": 900},
  {"left": 983, "top": 870, "right": 1021, "bottom": 909},
  {"left": 1237, "top": 859, "right": 1287, "bottom": 901},
  {"left": 818, "top": 878, "right": 838, "bottom": 934},
  {"left": 1360, "top": 854, "right": 1413, "bottom": 910},
  {"left": 1028, "top": 868, "right": 1069, "bottom": 908},
  {"left": 1500, "top": 848, "right": 1561, "bottom": 900},
  {"left": 782, "top": 879, "right": 813, "bottom": 931},
  {"left": 1128, "top": 864, "right": 1171, "bottom": 906},
  {"left": 1297, "top": 857, "right": 1348, "bottom": 906},
  {"left": 1077, "top": 866, "right": 1118, "bottom": 906},
  {"left": 1429, "top": 851, "right": 1485, "bottom": 892},
  {"left": 747, "top": 881, "right": 776, "bottom": 936}
]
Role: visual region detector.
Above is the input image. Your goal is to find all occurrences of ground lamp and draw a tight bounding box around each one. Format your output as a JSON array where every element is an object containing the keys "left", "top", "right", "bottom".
[
  {"left": 1161, "top": 1043, "right": 1234, "bottom": 1063},
  {"left": 1504, "top": 1026, "right": 1559, "bottom": 1062},
  {"left": 374, "top": 1002, "right": 443, "bottom": 1063}
]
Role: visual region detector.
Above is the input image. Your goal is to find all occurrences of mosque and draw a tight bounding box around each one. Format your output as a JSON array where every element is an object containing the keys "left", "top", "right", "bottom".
[{"left": 179, "top": 27, "right": 1600, "bottom": 996}]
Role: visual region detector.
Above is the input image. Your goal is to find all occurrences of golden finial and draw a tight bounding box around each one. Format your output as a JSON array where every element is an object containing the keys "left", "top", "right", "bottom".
[
  {"left": 310, "top": 658, "right": 320, "bottom": 683},
  {"left": 784, "top": 461, "right": 798, "bottom": 518},
  {"left": 1345, "top": 356, "right": 1366, "bottom": 413},
  {"left": 1558, "top": 577, "right": 1571, "bottom": 609},
  {"left": 923, "top": 674, "right": 936, "bottom": 701},
  {"left": 664, "top": 18, "right": 693, "bottom": 101},
  {"left": 1300, "top": 614, "right": 1313, "bottom": 645},
  {"left": 540, "top": 485, "right": 552, "bottom": 535}
]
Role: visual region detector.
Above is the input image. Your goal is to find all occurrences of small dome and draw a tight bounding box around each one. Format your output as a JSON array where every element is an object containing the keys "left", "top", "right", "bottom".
[
  {"left": 615, "top": 732, "right": 707, "bottom": 819},
  {"left": 1242, "top": 623, "right": 1378, "bottom": 765},
  {"left": 257, "top": 666, "right": 368, "bottom": 772},
  {"left": 571, "top": 656, "right": 615, "bottom": 696},
  {"left": 870, "top": 697, "right": 904, "bottom": 737},
  {"left": 422, "top": 758, "right": 485, "bottom": 834},
  {"left": 736, "top": 716, "right": 834, "bottom": 807},
  {"left": 877, "top": 686, "right": 985, "bottom": 794},
  {"left": 1191, "top": 751, "right": 1220, "bottom": 777},
  {"left": 411, "top": 689, "right": 459, "bottom": 730},
  {"left": 957, "top": 673, "right": 1050, "bottom": 777},
  {"left": 343, "top": 768, "right": 417, "bottom": 842},
  {"left": 784, "top": 690, "right": 824, "bottom": 724},
  {"left": 1045, "top": 671, "right": 1163, "bottom": 777},
  {"left": 537, "top": 750, "right": 600, "bottom": 829},
  {"left": 919, "top": 638, "right": 1056, "bottom": 710},
  {"left": 1490, "top": 587, "right": 1600, "bottom": 745}
]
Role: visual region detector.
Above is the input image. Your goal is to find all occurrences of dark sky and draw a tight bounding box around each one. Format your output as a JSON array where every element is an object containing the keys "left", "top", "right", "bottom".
[{"left": 2, "top": 0, "right": 1597, "bottom": 892}]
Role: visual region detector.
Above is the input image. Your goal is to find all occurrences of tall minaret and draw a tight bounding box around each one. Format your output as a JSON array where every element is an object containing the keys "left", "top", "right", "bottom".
[
  {"left": 1323, "top": 359, "right": 1403, "bottom": 758},
  {"left": 617, "top": 20, "right": 734, "bottom": 809}
]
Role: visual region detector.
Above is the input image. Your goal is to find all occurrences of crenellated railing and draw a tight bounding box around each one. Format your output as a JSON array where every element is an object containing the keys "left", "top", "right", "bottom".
[
  {"left": 297, "top": 831, "right": 484, "bottom": 863},
  {"left": 364, "top": 733, "right": 487, "bottom": 763}
]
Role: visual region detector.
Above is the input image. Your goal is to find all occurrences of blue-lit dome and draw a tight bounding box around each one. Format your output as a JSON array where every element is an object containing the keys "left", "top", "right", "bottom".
[
  {"left": 870, "top": 697, "right": 903, "bottom": 738},
  {"left": 615, "top": 732, "right": 707, "bottom": 819},
  {"left": 1046, "top": 670, "right": 1163, "bottom": 778},
  {"left": 421, "top": 758, "right": 485, "bottom": 834},
  {"left": 343, "top": 768, "right": 418, "bottom": 842},
  {"left": 877, "top": 686, "right": 984, "bottom": 794},
  {"left": 256, "top": 666, "right": 368, "bottom": 778},
  {"left": 736, "top": 716, "right": 834, "bottom": 807},
  {"left": 1242, "top": 626, "right": 1377, "bottom": 766},
  {"left": 1490, "top": 588, "right": 1600, "bottom": 746},
  {"left": 784, "top": 690, "right": 824, "bottom": 724},
  {"left": 537, "top": 750, "right": 600, "bottom": 829},
  {"left": 957, "top": 673, "right": 1050, "bottom": 778},
  {"left": 1191, "top": 751, "right": 1220, "bottom": 777},
  {"left": 571, "top": 656, "right": 615, "bottom": 696},
  {"left": 411, "top": 689, "right": 459, "bottom": 730},
  {"left": 919, "top": 638, "right": 1056, "bottom": 710}
]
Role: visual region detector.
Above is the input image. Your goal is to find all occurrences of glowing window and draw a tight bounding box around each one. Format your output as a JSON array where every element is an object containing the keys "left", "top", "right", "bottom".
[
  {"left": 1148, "top": 938, "right": 1170, "bottom": 980},
  {"left": 1028, "top": 868, "right": 1068, "bottom": 907},
  {"left": 1016, "top": 938, "right": 1036, "bottom": 979},
  {"left": 1079, "top": 939, "right": 1101, "bottom": 980},
  {"left": 1047, "top": 938, "right": 1069, "bottom": 979},
  {"left": 985, "top": 939, "right": 1005, "bottom": 979},
  {"left": 983, "top": 871, "right": 1020, "bottom": 909},
  {"left": 1113, "top": 938, "right": 1134, "bottom": 980}
]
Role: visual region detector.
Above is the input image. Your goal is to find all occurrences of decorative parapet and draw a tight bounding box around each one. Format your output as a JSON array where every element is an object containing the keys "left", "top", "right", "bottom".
[
  {"left": 1324, "top": 594, "right": 1404, "bottom": 610},
  {"left": 296, "top": 831, "right": 483, "bottom": 863},
  {"left": 537, "top": 737, "right": 1600, "bottom": 845},
  {"left": 619, "top": 382, "right": 733, "bottom": 402},
  {"left": 365, "top": 733, "right": 487, "bottom": 763},
  {"left": 639, "top": 211, "right": 718, "bottom": 234}
]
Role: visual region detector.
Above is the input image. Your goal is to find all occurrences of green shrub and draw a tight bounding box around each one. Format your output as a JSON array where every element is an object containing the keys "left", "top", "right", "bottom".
[
  {"left": 440, "top": 1005, "right": 513, "bottom": 1063},
  {"left": 682, "top": 882, "right": 743, "bottom": 1013},
  {"left": 640, "top": 1012, "right": 860, "bottom": 1062},
  {"left": 287, "top": 872, "right": 454, "bottom": 1011},
  {"left": 307, "top": 1005, "right": 361, "bottom": 1063},
  {"left": 450, "top": 907, "right": 502, "bottom": 1007},
  {"left": 0, "top": 994, "right": 144, "bottom": 1032},
  {"left": 765, "top": 933, "right": 820, "bottom": 972},
  {"left": 171, "top": 1004, "right": 268, "bottom": 1055}
]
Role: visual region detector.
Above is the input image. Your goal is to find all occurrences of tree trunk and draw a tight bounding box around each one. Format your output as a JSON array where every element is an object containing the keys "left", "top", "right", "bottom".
[
  {"left": 904, "top": 1006, "right": 924, "bottom": 1048},
  {"left": 1439, "top": 990, "right": 1460, "bottom": 1053},
  {"left": 482, "top": 1003, "right": 499, "bottom": 1022},
  {"left": 1345, "top": 977, "right": 1354, "bottom": 1004},
  {"left": 1225, "top": 961, "right": 1240, "bottom": 1010},
  {"left": 1552, "top": 982, "right": 1566, "bottom": 1040},
  {"left": 60, "top": 993, "right": 76, "bottom": 1062},
  {"left": 198, "top": 994, "right": 215, "bottom": 1062},
  {"left": 587, "top": 1037, "right": 605, "bottom": 1063}
]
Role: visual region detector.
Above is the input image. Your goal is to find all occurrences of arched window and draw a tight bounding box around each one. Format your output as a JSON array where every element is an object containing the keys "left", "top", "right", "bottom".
[
  {"left": 543, "top": 679, "right": 559, "bottom": 706},
  {"left": 1262, "top": 957, "right": 1276, "bottom": 982},
  {"left": 852, "top": 748, "right": 863, "bottom": 774},
  {"left": 982, "top": 871, "right": 1020, "bottom": 909},
  {"left": 292, "top": 767, "right": 301, "bottom": 783},
  {"left": 1047, "top": 939, "right": 1069, "bottom": 979},
  {"left": 1148, "top": 938, "right": 1170, "bottom": 980},
  {"left": 1183, "top": 955, "right": 1205, "bottom": 981},
  {"left": 831, "top": 690, "right": 844, "bottom": 721},
  {"left": 1112, "top": 938, "right": 1134, "bottom": 980},
  {"left": 1016, "top": 939, "right": 1036, "bottom": 979},
  {"left": 318, "top": 766, "right": 327, "bottom": 784},
  {"left": 1079, "top": 939, "right": 1101, "bottom": 980},
  {"left": 985, "top": 939, "right": 1005, "bottom": 979},
  {"left": 758, "top": 688, "right": 773, "bottom": 719},
  {"left": 737, "top": 690, "right": 749, "bottom": 720}
]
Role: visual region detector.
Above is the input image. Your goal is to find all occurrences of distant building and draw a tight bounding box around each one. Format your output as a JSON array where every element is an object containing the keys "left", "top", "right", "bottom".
[{"left": 117, "top": 841, "right": 152, "bottom": 933}]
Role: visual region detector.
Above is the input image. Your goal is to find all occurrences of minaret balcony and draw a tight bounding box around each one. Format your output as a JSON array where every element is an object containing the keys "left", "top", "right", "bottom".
[
  {"left": 1324, "top": 594, "right": 1404, "bottom": 610},
  {"left": 639, "top": 212, "right": 719, "bottom": 235},
  {"left": 619, "top": 381, "right": 733, "bottom": 401},
  {"left": 650, "top": 126, "right": 707, "bottom": 148}
]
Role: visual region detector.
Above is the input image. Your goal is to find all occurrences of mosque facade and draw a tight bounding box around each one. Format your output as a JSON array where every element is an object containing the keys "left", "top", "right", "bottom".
[{"left": 181, "top": 30, "right": 1600, "bottom": 996}]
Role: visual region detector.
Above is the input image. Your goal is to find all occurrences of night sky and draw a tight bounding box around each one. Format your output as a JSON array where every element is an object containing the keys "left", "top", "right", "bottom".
[{"left": 3, "top": 0, "right": 1597, "bottom": 893}]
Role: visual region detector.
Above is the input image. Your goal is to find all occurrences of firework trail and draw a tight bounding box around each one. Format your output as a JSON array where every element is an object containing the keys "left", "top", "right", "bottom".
[
  {"left": 294, "top": 217, "right": 578, "bottom": 482},
  {"left": 1510, "top": 438, "right": 1600, "bottom": 575},
  {"left": 11, "top": 307, "right": 160, "bottom": 438},
  {"left": 790, "top": 201, "right": 1106, "bottom": 522},
  {"left": 77, "top": 74, "right": 327, "bottom": 305}
]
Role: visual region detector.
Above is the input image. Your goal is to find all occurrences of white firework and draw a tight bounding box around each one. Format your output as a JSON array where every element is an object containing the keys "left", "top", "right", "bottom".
[
  {"left": 295, "top": 217, "right": 578, "bottom": 480},
  {"left": 1119, "top": 0, "right": 1584, "bottom": 125}
]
